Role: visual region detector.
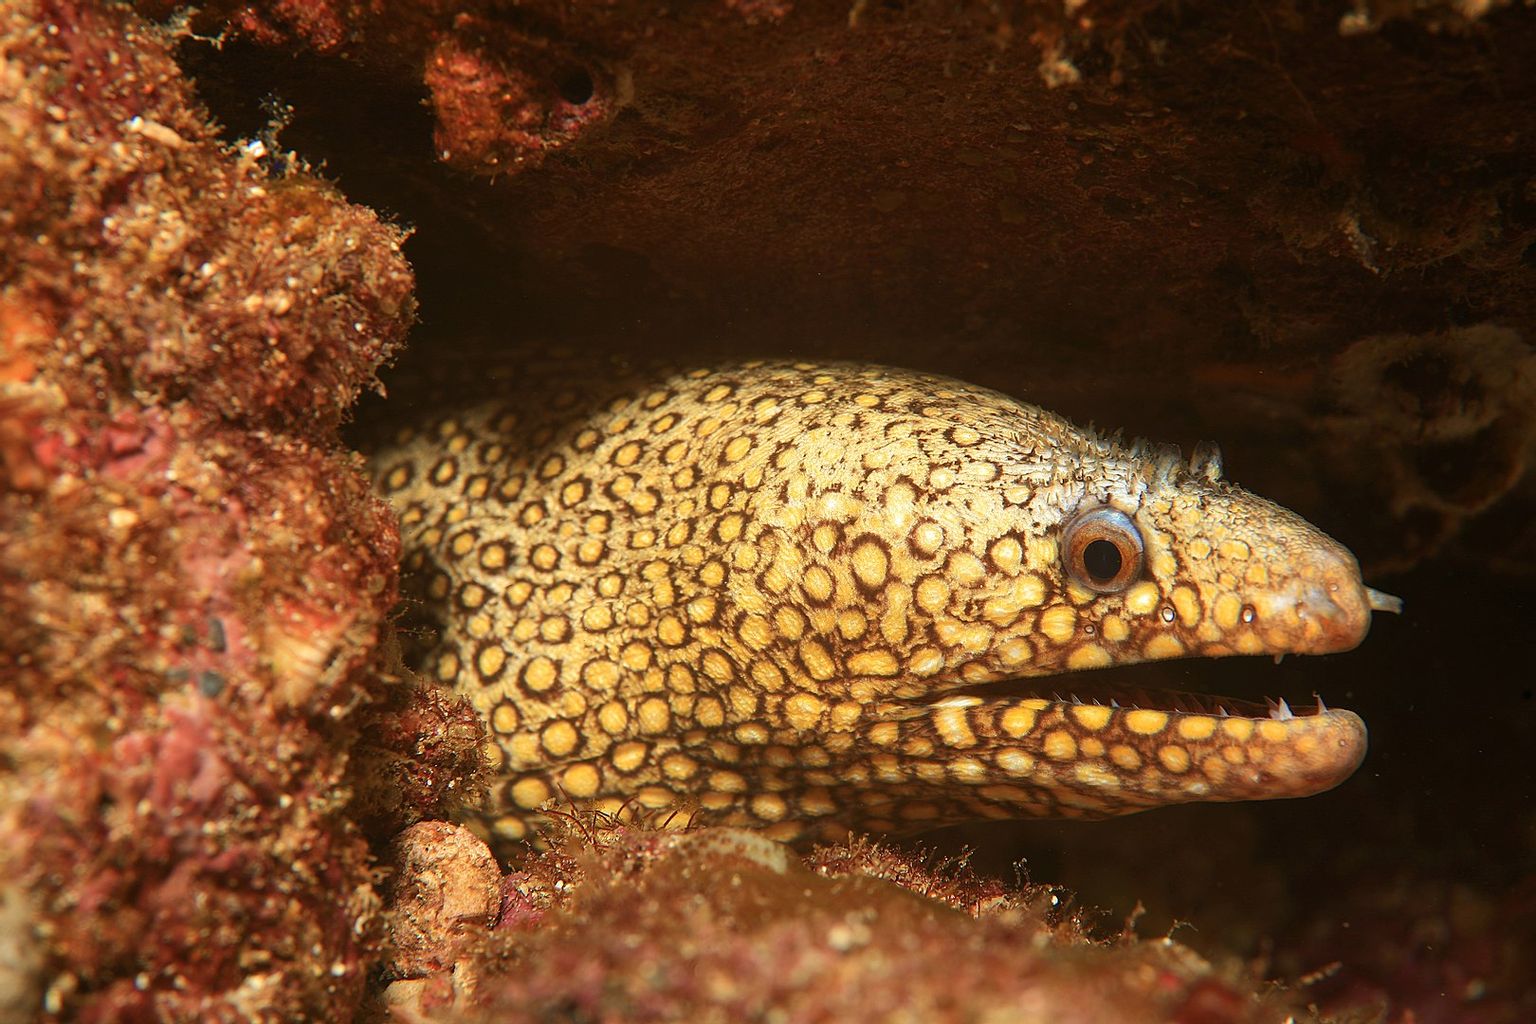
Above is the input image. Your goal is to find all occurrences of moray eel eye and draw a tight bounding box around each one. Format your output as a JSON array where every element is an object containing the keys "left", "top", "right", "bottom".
[{"left": 1062, "top": 506, "right": 1144, "bottom": 593}]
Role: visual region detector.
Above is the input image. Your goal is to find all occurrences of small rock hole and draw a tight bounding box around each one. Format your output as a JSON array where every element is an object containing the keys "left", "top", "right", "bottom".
[{"left": 556, "top": 67, "right": 595, "bottom": 105}]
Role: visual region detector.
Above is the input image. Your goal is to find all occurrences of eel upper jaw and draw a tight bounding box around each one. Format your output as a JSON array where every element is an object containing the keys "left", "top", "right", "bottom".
[{"left": 922, "top": 577, "right": 1401, "bottom": 721}]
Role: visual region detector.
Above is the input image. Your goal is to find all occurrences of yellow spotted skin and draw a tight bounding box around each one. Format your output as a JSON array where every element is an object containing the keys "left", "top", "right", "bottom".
[{"left": 371, "top": 359, "right": 1376, "bottom": 842}]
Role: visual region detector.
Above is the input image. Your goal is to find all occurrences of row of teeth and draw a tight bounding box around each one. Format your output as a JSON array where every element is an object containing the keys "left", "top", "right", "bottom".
[{"left": 1046, "top": 693, "right": 1326, "bottom": 721}]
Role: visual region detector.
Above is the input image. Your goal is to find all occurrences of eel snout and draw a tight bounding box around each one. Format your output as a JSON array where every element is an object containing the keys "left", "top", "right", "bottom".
[{"left": 1250, "top": 539, "right": 1402, "bottom": 657}]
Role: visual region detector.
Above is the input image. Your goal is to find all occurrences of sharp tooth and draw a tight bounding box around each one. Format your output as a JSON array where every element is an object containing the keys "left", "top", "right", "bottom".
[
  {"left": 1109, "top": 699, "right": 1121, "bottom": 708},
  {"left": 1315, "top": 693, "right": 1327, "bottom": 713},
  {"left": 1273, "top": 653, "right": 1286, "bottom": 665},
  {"left": 1271, "top": 697, "right": 1294, "bottom": 721},
  {"left": 1216, "top": 705, "right": 1229, "bottom": 718}
]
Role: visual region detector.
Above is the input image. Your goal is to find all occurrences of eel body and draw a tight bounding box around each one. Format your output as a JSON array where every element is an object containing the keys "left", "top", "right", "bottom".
[{"left": 370, "top": 358, "right": 1393, "bottom": 842}]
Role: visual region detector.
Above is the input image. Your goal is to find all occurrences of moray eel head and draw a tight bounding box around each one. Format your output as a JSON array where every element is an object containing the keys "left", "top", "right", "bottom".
[
  {"left": 372, "top": 360, "right": 1397, "bottom": 840},
  {"left": 984, "top": 445, "right": 1383, "bottom": 675}
]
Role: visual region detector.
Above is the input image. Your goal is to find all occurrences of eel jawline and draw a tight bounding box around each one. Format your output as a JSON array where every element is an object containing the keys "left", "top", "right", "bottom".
[{"left": 937, "top": 679, "right": 1341, "bottom": 722}]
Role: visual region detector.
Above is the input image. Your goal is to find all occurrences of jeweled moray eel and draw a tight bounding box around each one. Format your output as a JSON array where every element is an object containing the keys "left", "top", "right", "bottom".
[{"left": 369, "top": 358, "right": 1400, "bottom": 843}]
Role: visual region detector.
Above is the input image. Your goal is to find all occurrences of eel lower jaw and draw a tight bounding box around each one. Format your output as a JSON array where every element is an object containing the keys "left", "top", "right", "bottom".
[{"left": 901, "top": 675, "right": 1369, "bottom": 808}]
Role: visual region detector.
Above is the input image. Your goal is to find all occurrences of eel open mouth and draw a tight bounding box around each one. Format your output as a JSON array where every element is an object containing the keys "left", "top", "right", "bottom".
[
  {"left": 842, "top": 579, "right": 1403, "bottom": 825},
  {"left": 947, "top": 677, "right": 1342, "bottom": 723}
]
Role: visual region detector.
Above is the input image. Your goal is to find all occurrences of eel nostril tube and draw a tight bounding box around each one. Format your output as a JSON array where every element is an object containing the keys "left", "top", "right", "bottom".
[{"left": 1366, "top": 587, "right": 1404, "bottom": 614}]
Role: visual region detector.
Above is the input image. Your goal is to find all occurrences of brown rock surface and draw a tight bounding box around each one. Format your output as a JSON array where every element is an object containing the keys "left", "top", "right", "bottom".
[
  {"left": 384, "top": 821, "right": 502, "bottom": 982},
  {"left": 0, "top": 2, "right": 438, "bottom": 1019},
  {"left": 389, "top": 819, "right": 1326, "bottom": 1024}
]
